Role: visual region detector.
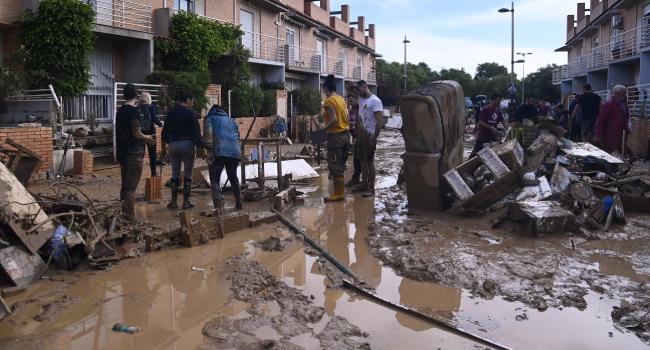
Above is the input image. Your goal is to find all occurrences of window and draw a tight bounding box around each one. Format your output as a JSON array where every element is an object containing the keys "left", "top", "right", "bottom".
[
  {"left": 240, "top": 9, "right": 255, "bottom": 52},
  {"left": 286, "top": 27, "right": 298, "bottom": 63},
  {"left": 316, "top": 39, "right": 326, "bottom": 73},
  {"left": 339, "top": 48, "right": 348, "bottom": 76},
  {"left": 173, "top": 0, "right": 204, "bottom": 15}
]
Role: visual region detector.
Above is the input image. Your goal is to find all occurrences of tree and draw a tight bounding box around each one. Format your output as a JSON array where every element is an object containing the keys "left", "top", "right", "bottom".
[
  {"left": 439, "top": 68, "right": 474, "bottom": 96},
  {"left": 22, "top": 0, "right": 95, "bottom": 96},
  {"left": 474, "top": 62, "right": 509, "bottom": 80},
  {"left": 524, "top": 64, "right": 561, "bottom": 103}
]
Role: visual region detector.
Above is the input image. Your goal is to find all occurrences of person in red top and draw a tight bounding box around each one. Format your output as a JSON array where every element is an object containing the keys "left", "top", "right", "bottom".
[
  {"left": 595, "top": 85, "right": 631, "bottom": 154},
  {"left": 471, "top": 93, "right": 509, "bottom": 157}
]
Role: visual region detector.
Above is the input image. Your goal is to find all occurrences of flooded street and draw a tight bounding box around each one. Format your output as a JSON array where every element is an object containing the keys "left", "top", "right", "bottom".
[{"left": 1, "top": 130, "right": 649, "bottom": 349}]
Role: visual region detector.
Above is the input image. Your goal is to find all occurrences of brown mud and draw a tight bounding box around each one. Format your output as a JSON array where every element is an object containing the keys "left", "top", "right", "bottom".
[
  {"left": 0, "top": 130, "right": 649, "bottom": 349},
  {"left": 367, "top": 130, "right": 650, "bottom": 345}
]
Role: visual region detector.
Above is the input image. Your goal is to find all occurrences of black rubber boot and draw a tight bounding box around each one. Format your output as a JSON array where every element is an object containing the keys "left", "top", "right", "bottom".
[
  {"left": 233, "top": 182, "right": 243, "bottom": 211},
  {"left": 182, "top": 178, "right": 195, "bottom": 210},
  {"left": 167, "top": 178, "right": 179, "bottom": 209}
]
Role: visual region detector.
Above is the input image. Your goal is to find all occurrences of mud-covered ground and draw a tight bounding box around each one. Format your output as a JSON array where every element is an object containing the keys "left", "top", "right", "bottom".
[
  {"left": 201, "top": 256, "right": 369, "bottom": 350},
  {"left": 368, "top": 130, "right": 650, "bottom": 344}
]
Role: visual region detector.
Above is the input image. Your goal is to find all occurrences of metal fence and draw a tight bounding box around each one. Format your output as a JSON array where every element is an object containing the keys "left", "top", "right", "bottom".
[
  {"left": 627, "top": 84, "right": 650, "bottom": 119},
  {"left": 285, "top": 45, "right": 320, "bottom": 72},
  {"left": 242, "top": 31, "right": 285, "bottom": 63}
]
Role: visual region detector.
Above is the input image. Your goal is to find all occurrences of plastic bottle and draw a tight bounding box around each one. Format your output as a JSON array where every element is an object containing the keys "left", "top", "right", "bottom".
[{"left": 112, "top": 323, "right": 141, "bottom": 334}]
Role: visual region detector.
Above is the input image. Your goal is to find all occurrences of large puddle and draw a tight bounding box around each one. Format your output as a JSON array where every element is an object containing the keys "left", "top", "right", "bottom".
[{"left": 1, "top": 133, "right": 648, "bottom": 349}]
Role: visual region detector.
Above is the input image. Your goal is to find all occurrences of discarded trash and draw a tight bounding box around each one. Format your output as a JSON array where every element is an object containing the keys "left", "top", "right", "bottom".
[
  {"left": 112, "top": 323, "right": 141, "bottom": 334},
  {"left": 191, "top": 266, "right": 207, "bottom": 272}
]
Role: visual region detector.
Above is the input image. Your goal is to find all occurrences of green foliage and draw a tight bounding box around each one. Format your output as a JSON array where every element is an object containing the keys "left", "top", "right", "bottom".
[
  {"left": 0, "top": 67, "right": 25, "bottom": 111},
  {"left": 211, "top": 43, "right": 252, "bottom": 92},
  {"left": 523, "top": 65, "right": 560, "bottom": 103},
  {"left": 260, "top": 81, "right": 286, "bottom": 90},
  {"left": 475, "top": 62, "right": 509, "bottom": 80},
  {"left": 22, "top": 0, "right": 95, "bottom": 96},
  {"left": 231, "top": 85, "right": 264, "bottom": 117},
  {"left": 292, "top": 88, "right": 322, "bottom": 116},
  {"left": 260, "top": 90, "right": 277, "bottom": 116},
  {"left": 146, "top": 71, "right": 211, "bottom": 112},
  {"left": 155, "top": 11, "right": 242, "bottom": 73}
]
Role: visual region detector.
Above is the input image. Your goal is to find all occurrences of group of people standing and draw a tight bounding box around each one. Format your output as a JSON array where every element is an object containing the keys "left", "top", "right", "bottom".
[
  {"left": 568, "top": 83, "right": 631, "bottom": 155},
  {"left": 114, "top": 76, "right": 383, "bottom": 221},
  {"left": 115, "top": 83, "right": 242, "bottom": 221},
  {"left": 321, "top": 75, "right": 384, "bottom": 201}
]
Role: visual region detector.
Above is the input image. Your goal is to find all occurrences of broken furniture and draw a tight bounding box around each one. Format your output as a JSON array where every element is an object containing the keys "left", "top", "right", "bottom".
[
  {"left": 400, "top": 81, "right": 466, "bottom": 211},
  {"left": 510, "top": 201, "right": 575, "bottom": 235},
  {"left": 241, "top": 137, "right": 289, "bottom": 191},
  {"left": 444, "top": 140, "right": 524, "bottom": 212},
  {"left": 0, "top": 138, "right": 43, "bottom": 185}
]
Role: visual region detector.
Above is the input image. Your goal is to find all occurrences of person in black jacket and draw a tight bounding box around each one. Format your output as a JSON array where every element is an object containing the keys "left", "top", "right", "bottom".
[
  {"left": 138, "top": 92, "right": 163, "bottom": 177},
  {"left": 161, "top": 91, "right": 202, "bottom": 210},
  {"left": 115, "top": 83, "right": 155, "bottom": 221}
]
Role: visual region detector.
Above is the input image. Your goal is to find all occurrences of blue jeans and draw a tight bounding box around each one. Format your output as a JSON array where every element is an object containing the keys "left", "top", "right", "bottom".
[{"left": 168, "top": 140, "right": 195, "bottom": 181}]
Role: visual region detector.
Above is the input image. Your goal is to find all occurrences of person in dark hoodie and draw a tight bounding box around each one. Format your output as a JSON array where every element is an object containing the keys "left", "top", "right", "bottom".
[
  {"left": 115, "top": 83, "right": 155, "bottom": 221},
  {"left": 161, "top": 91, "right": 202, "bottom": 210},
  {"left": 138, "top": 92, "right": 163, "bottom": 177},
  {"left": 202, "top": 105, "right": 242, "bottom": 212}
]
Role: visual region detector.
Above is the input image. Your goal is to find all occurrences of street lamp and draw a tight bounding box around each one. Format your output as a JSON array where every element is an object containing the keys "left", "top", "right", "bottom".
[
  {"left": 499, "top": 2, "right": 515, "bottom": 101},
  {"left": 517, "top": 52, "right": 533, "bottom": 101},
  {"left": 403, "top": 35, "right": 410, "bottom": 91}
]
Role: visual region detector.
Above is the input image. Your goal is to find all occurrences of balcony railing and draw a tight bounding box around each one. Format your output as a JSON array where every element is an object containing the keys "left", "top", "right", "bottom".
[
  {"left": 325, "top": 56, "right": 343, "bottom": 76},
  {"left": 346, "top": 65, "right": 362, "bottom": 80},
  {"left": 91, "top": 0, "right": 152, "bottom": 33},
  {"left": 627, "top": 84, "right": 650, "bottom": 119},
  {"left": 555, "top": 24, "right": 650, "bottom": 83},
  {"left": 552, "top": 65, "right": 568, "bottom": 85},
  {"left": 242, "top": 31, "right": 284, "bottom": 63},
  {"left": 285, "top": 45, "right": 320, "bottom": 72},
  {"left": 365, "top": 69, "right": 377, "bottom": 85}
]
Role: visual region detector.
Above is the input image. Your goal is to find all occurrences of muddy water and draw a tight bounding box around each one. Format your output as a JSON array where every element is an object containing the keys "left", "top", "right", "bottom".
[{"left": 1, "top": 132, "right": 649, "bottom": 349}]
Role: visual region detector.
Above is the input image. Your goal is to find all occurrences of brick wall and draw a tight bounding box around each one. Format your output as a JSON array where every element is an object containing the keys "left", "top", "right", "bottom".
[
  {"left": 236, "top": 116, "right": 275, "bottom": 140},
  {"left": 629, "top": 118, "right": 650, "bottom": 159},
  {"left": 0, "top": 127, "right": 53, "bottom": 174},
  {"left": 205, "top": 84, "right": 222, "bottom": 106}
]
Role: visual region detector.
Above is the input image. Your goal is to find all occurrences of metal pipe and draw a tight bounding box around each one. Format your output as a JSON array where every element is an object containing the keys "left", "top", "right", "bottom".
[
  {"left": 342, "top": 280, "right": 513, "bottom": 350},
  {"left": 272, "top": 208, "right": 360, "bottom": 281}
]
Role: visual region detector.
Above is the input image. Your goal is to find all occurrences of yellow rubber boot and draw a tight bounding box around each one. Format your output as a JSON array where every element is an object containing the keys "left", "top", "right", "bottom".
[{"left": 325, "top": 176, "right": 345, "bottom": 202}]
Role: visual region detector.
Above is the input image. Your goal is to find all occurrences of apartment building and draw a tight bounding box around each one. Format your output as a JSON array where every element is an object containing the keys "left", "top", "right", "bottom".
[
  {"left": 3, "top": 0, "right": 378, "bottom": 121},
  {"left": 553, "top": 0, "right": 650, "bottom": 157},
  {"left": 553, "top": 0, "right": 650, "bottom": 97}
]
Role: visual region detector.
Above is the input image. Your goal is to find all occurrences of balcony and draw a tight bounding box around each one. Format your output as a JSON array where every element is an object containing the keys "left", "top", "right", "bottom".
[
  {"left": 242, "top": 31, "right": 285, "bottom": 64},
  {"left": 589, "top": 45, "right": 608, "bottom": 69},
  {"left": 324, "top": 56, "right": 343, "bottom": 76},
  {"left": 365, "top": 69, "right": 377, "bottom": 85},
  {"left": 346, "top": 65, "right": 362, "bottom": 81},
  {"left": 551, "top": 65, "right": 568, "bottom": 85},
  {"left": 285, "top": 45, "right": 320, "bottom": 73},
  {"left": 92, "top": 0, "right": 152, "bottom": 33}
]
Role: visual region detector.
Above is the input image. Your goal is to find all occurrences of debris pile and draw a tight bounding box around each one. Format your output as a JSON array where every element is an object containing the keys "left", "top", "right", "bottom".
[{"left": 444, "top": 130, "right": 643, "bottom": 235}]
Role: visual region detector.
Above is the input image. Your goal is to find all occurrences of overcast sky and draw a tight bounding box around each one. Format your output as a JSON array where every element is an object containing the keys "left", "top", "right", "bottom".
[{"left": 331, "top": 0, "right": 576, "bottom": 76}]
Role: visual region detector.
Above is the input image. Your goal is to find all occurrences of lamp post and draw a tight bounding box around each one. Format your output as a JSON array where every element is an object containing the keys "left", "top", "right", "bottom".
[
  {"left": 403, "top": 35, "right": 410, "bottom": 91},
  {"left": 499, "top": 2, "right": 515, "bottom": 101},
  {"left": 516, "top": 52, "right": 533, "bottom": 100}
]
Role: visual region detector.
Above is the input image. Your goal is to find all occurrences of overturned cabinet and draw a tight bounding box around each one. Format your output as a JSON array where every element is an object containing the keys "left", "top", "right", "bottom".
[{"left": 400, "top": 81, "right": 466, "bottom": 211}]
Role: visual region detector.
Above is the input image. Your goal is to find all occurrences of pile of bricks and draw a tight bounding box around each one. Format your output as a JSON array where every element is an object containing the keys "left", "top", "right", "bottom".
[
  {"left": 629, "top": 118, "right": 650, "bottom": 159},
  {"left": 0, "top": 126, "right": 53, "bottom": 175}
]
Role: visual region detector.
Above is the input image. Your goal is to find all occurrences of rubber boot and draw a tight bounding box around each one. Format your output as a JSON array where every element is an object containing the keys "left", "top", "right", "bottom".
[
  {"left": 345, "top": 176, "right": 360, "bottom": 188},
  {"left": 233, "top": 182, "right": 243, "bottom": 211},
  {"left": 324, "top": 176, "right": 345, "bottom": 202},
  {"left": 182, "top": 178, "right": 195, "bottom": 210},
  {"left": 167, "top": 178, "right": 179, "bottom": 209}
]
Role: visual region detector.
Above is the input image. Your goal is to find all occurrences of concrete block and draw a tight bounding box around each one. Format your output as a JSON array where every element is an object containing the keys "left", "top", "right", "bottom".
[
  {"left": 223, "top": 212, "right": 251, "bottom": 234},
  {"left": 250, "top": 211, "right": 279, "bottom": 227}
]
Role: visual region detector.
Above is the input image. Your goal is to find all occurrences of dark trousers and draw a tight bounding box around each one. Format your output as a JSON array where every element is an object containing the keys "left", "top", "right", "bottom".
[
  {"left": 168, "top": 139, "right": 195, "bottom": 182},
  {"left": 119, "top": 157, "right": 144, "bottom": 221},
  {"left": 209, "top": 157, "right": 240, "bottom": 208},
  {"left": 146, "top": 135, "right": 158, "bottom": 176}
]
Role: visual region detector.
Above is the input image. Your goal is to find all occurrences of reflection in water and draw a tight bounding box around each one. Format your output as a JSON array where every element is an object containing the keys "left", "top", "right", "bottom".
[{"left": 396, "top": 279, "right": 461, "bottom": 331}]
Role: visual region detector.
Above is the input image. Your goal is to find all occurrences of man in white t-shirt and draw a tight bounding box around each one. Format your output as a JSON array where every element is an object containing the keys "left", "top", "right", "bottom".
[{"left": 355, "top": 80, "right": 384, "bottom": 197}]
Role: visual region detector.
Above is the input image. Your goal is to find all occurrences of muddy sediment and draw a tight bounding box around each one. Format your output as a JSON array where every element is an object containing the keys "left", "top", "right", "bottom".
[
  {"left": 366, "top": 130, "right": 650, "bottom": 343},
  {"left": 201, "top": 256, "right": 369, "bottom": 349}
]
